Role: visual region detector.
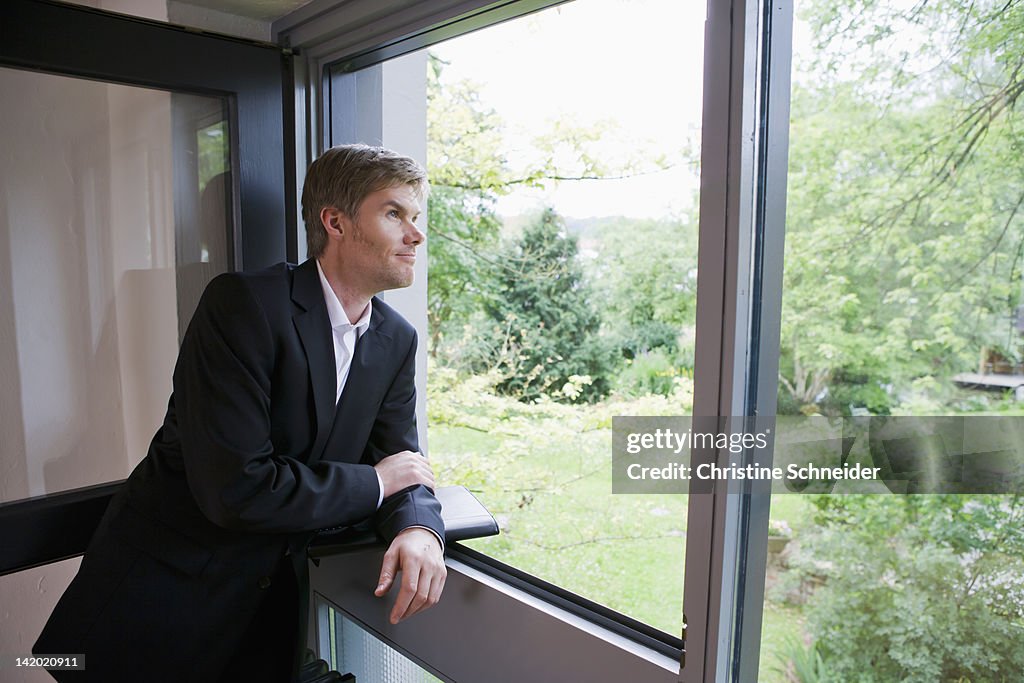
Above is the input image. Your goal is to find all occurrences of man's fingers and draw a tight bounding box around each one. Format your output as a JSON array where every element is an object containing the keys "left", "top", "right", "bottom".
[
  {"left": 375, "top": 452, "right": 437, "bottom": 498},
  {"left": 375, "top": 551, "right": 398, "bottom": 597},
  {"left": 408, "top": 566, "right": 433, "bottom": 618},
  {"left": 389, "top": 560, "right": 421, "bottom": 624},
  {"left": 389, "top": 562, "right": 446, "bottom": 623},
  {"left": 419, "top": 464, "right": 435, "bottom": 489},
  {"left": 428, "top": 565, "right": 446, "bottom": 607},
  {"left": 378, "top": 529, "right": 445, "bottom": 624}
]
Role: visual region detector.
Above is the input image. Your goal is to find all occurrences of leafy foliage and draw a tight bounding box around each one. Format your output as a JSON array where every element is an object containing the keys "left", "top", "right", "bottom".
[
  {"left": 774, "top": 639, "right": 830, "bottom": 683},
  {"left": 426, "top": 54, "right": 506, "bottom": 354},
  {"left": 779, "top": 0, "right": 1024, "bottom": 414},
  {"left": 783, "top": 495, "right": 1024, "bottom": 682},
  {"left": 591, "top": 215, "right": 698, "bottom": 361}
]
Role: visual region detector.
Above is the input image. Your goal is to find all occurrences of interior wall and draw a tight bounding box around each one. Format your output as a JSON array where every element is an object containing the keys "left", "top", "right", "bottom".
[{"left": 0, "top": 558, "right": 82, "bottom": 683}]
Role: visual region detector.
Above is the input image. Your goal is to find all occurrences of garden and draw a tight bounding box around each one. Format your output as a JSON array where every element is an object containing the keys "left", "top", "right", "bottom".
[{"left": 424, "top": 0, "right": 1024, "bottom": 679}]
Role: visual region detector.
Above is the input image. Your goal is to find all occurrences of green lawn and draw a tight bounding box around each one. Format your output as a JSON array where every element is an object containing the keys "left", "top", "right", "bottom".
[{"left": 430, "top": 413, "right": 812, "bottom": 677}]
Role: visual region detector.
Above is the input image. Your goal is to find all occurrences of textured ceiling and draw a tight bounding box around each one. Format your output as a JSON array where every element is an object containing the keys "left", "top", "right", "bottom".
[{"left": 180, "top": 0, "right": 314, "bottom": 21}]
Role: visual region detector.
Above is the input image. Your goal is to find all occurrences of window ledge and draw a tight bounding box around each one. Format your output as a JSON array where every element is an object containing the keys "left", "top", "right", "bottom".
[{"left": 310, "top": 549, "right": 681, "bottom": 681}]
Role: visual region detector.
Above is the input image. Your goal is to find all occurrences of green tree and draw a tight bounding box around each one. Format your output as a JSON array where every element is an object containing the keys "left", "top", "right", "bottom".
[
  {"left": 473, "top": 208, "right": 614, "bottom": 403},
  {"left": 592, "top": 215, "right": 698, "bottom": 360},
  {"left": 779, "top": 0, "right": 1024, "bottom": 414},
  {"left": 426, "top": 54, "right": 506, "bottom": 356},
  {"left": 426, "top": 53, "right": 680, "bottom": 366}
]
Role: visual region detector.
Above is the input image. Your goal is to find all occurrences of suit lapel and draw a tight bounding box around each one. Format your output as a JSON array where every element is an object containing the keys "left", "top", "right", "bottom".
[{"left": 291, "top": 260, "right": 336, "bottom": 465}]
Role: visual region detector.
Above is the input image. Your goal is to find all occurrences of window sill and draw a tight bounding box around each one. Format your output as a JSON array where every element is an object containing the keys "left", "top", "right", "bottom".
[{"left": 309, "top": 548, "right": 681, "bottom": 681}]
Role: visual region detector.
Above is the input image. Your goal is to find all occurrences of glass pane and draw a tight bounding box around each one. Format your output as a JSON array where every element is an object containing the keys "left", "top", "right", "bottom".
[
  {"left": 0, "top": 66, "right": 232, "bottom": 503},
  {"left": 323, "top": 606, "right": 440, "bottom": 682},
  {"left": 764, "top": 1, "right": 1024, "bottom": 680},
  {"left": 424, "top": 0, "right": 702, "bottom": 637}
]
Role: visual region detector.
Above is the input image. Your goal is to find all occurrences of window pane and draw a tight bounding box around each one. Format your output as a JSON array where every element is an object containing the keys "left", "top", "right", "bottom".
[
  {"left": 765, "top": 1, "right": 1024, "bottom": 679},
  {"left": 425, "top": 0, "right": 703, "bottom": 637},
  {"left": 323, "top": 606, "right": 441, "bottom": 682},
  {"left": 0, "top": 66, "right": 232, "bottom": 502}
]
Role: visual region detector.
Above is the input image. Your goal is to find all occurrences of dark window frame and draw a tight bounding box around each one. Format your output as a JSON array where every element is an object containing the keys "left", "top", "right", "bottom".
[{"left": 0, "top": 0, "right": 295, "bottom": 575}]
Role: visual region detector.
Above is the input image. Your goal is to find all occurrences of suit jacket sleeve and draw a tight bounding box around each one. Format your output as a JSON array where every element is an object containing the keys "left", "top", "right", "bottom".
[
  {"left": 362, "top": 328, "right": 445, "bottom": 545},
  {"left": 175, "top": 273, "right": 381, "bottom": 533}
]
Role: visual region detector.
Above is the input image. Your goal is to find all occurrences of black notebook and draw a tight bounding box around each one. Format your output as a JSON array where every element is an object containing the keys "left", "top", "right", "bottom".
[{"left": 308, "top": 485, "right": 499, "bottom": 558}]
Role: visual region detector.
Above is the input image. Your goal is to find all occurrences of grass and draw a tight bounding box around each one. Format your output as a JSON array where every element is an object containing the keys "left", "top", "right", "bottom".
[
  {"left": 432, "top": 423, "right": 688, "bottom": 634},
  {"left": 428, "top": 385, "right": 813, "bottom": 674},
  {"left": 759, "top": 604, "right": 806, "bottom": 683},
  {"left": 427, "top": 372, "right": 1024, "bottom": 680}
]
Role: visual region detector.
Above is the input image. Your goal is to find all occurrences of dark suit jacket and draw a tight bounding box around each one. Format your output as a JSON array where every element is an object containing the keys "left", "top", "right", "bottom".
[{"left": 34, "top": 259, "right": 443, "bottom": 682}]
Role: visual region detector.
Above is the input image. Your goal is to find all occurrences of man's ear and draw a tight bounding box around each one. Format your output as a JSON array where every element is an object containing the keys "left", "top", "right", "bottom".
[{"left": 320, "top": 206, "right": 350, "bottom": 238}]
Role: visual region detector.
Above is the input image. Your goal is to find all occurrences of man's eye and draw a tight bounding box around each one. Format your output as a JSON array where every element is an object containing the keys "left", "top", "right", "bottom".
[{"left": 388, "top": 210, "right": 400, "bottom": 219}]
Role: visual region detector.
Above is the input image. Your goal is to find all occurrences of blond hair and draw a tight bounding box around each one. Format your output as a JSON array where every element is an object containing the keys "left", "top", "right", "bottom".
[{"left": 301, "top": 144, "right": 428, "bottom": 258}]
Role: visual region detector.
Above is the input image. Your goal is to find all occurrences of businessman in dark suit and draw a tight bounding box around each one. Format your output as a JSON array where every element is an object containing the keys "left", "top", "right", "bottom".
[{"left": 34, "top": 145, "right": 446, "bottom": 682}]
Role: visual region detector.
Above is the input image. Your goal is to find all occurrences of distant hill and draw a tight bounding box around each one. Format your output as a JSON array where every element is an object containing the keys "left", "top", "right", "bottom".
[
  {"left": 496, "top": 213, "right": 692, "bottom": 261},
  {"left": 499, "top": 213, "right": 636, "bottom": 239}
]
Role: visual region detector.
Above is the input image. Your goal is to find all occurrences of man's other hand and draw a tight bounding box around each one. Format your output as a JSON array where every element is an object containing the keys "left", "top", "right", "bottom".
[
  {"left": 374, "top": 528, "right": 446, "bottom": 624},
  {"left": 374, "top": 450, "right": 434, "bottom": 498}
]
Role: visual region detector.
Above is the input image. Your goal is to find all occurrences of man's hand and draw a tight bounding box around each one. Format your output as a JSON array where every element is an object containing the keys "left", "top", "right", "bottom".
[
  {"left": 374, "top": 450, "right": 435, "bottom": 498},
  {"left": 374, "top": 528, "right": 446, "bottom": 624}
]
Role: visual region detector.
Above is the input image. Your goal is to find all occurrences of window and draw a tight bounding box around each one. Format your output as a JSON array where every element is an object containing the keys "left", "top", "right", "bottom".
[
  {"left": 295, "top": 0, "right": 804, "bottom": 679},
  {"left": 760, "top": 1, "right": 1024, "bottom": 680},
  {"left": 0, "top": 67, "right": 232, "bottom": 502},
  {"left": 423, "top": 0, "right": 703, "bottom": 639}
]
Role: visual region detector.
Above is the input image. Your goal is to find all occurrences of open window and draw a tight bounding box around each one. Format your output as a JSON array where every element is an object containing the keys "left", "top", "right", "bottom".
[{"left": 280, "top": 0, "right": 785, "bottom": 680}]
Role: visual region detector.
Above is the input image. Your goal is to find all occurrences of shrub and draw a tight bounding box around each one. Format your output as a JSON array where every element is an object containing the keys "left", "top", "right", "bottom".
[
  {"left": 613, "top": 349, "right": 681, "bottom": 397},
  {"left": 786, "top": 495, "right": 1024, "bottom": 682}
]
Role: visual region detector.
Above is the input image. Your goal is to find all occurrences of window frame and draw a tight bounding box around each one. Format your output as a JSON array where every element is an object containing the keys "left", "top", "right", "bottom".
[
  {"left": 279, "top": 0, "right": 796, "bottom": 679},
  {"left": 309, "top": 548, "right": 683, "bottom": 682},
  {"left": 683, "top": 0, "right": 794, "bottom": 680}
]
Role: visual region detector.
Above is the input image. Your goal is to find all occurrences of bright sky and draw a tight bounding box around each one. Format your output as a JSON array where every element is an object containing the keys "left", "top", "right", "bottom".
[{"left": 430, "top": 0, "right": 708, "bottom": 220}]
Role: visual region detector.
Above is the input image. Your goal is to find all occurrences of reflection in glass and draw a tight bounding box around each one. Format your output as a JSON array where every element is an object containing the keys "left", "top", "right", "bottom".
[
  {"left": 765, "top": 1, "right": 1024, "bottom": 679},
  {"left": 0, "top": 67, "right": 232, "bottom": 502}
]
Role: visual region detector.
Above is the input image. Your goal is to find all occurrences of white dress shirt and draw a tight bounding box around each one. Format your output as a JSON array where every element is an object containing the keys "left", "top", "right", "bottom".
[
  {"left": 315, "top": 261, "right": 442, "bottom": 550},
  {"left": 316, "top": 260, "right": 373, "bottom": 403}
]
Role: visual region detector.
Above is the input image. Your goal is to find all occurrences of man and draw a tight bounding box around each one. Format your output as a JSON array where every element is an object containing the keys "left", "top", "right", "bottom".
[{"left": 34, "top": 145, "right": 446, "bottom": 682}]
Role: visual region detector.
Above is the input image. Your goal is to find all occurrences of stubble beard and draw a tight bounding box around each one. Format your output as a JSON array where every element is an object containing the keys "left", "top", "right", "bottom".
[{"left": 349, "top": 220, "right": 416, "bottom": 293}]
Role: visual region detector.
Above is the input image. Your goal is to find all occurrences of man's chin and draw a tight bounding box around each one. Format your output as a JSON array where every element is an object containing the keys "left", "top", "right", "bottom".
[{"left": 379, "top": 274, "right": 415, "bottom": 292}]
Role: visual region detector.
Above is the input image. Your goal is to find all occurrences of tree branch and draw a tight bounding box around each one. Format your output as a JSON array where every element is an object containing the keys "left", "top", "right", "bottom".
[{"left": 432, "top": 161, "right": 690, "bottom": 192}]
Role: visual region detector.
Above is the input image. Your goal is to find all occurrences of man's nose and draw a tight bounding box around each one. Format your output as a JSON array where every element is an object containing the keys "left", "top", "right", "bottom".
[{"left": 405, "top": 220, "right": 426, "bottom": 246}]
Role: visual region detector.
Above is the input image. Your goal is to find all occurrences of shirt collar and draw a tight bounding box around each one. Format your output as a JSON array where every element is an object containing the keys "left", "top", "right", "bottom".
[{"left": 315, "top": 259, "right": 372, "bottom": 333}]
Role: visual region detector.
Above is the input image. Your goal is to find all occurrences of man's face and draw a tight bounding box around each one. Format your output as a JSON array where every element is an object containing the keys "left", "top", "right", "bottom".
[{"left": 339, "top": 183, "right": 425, "bottom": 295}]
